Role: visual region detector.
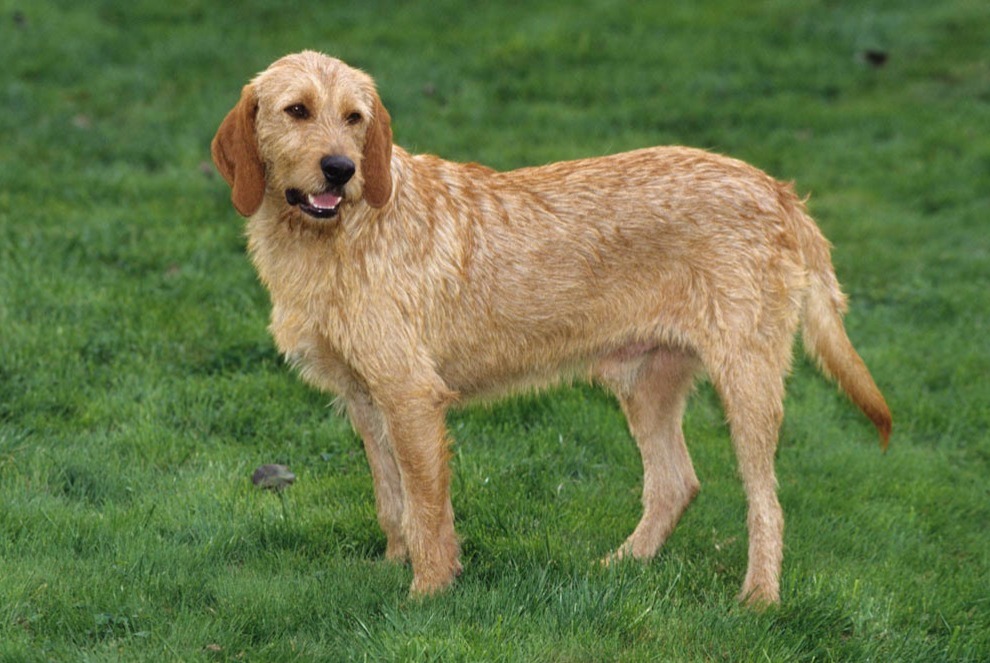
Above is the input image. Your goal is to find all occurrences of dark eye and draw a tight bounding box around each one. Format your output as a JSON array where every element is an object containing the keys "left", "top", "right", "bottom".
[
  {"left": 284, "top": 104, "right": 310, "bottom": 120},
  {"left": 345, "top": 111, "right": 362, "bottom": 125}
]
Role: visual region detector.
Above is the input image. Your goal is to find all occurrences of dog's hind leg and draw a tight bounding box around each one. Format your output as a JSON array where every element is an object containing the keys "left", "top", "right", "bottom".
[
  {"left": 598, "top": 347, "right": 701, "bottom": 563},
  {"left": 710, "top": 348, "right": 788, "bottom": 606}
]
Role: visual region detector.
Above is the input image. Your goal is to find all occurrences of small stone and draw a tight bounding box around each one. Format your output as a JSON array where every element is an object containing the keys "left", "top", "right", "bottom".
[{"left": 251, "top": 464, "right": 295, "bottom": 492}]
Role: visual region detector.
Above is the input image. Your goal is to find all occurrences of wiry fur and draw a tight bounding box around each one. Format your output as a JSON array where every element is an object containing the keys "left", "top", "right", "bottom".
[{"left": 212, "top": 51, "right": 891, "bottom": 605}]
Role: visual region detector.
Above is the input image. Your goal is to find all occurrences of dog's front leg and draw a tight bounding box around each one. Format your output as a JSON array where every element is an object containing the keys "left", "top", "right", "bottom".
[
  {"left": 375, "top": 383, "right": 461, "bottom": 596},
  {"left": 345, "top": 392, "right": 408, "bottom": 562}
]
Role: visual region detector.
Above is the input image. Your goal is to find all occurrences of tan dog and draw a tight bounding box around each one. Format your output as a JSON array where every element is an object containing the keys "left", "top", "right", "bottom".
[{"left": 212, "top": 51, "right": 891, "bottom": 605}]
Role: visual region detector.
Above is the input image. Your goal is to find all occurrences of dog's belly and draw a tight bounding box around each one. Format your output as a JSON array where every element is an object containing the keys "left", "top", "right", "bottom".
[{"left": 436, "top": 333, "right": 669, "bottom": 402}]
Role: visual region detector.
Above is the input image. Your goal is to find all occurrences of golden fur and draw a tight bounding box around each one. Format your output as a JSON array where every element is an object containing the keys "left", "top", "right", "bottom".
[{"left": 212, "top": 51, "right": 891, "bottom": 605}]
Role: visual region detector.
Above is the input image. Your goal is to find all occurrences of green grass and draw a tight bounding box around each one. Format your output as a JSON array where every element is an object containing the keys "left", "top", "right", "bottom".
[{"left": 2, "top": 0, "right": 988, "bottom": 660}]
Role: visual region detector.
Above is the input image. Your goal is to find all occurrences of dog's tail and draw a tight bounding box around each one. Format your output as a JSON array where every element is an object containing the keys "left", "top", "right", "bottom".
[{"left": 788, "top": 192, "right": 892, "bottom": 449}]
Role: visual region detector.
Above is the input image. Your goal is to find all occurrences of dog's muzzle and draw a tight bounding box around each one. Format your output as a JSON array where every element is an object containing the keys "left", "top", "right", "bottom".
[{"left": 285, "top": 155, "right": 355, "bottom": 219}]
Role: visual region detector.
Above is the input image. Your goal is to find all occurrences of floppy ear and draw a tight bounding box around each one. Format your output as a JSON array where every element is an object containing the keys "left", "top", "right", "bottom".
[
  {"left": 211, "top": 84, "right": 265, "bottom": 217},
  {"left": 362, "top": 94, "right": 393, "bottom": 208}
]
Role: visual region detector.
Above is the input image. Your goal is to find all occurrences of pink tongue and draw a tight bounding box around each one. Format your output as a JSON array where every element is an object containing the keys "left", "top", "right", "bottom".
[{"left": 309, "top": 192, "right": 342, "bottom": 209}]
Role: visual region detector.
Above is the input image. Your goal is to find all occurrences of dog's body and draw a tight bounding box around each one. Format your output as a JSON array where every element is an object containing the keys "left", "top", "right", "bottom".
[{"left": 213, "top": 51, "right": 891, "bottom": 605}]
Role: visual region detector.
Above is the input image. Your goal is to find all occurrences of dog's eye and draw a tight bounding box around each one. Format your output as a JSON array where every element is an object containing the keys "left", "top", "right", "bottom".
[
  {"left": 345, "top": 111, "right": 363, "bottom": 126},
  {"left": 284, "top": 104, "right": 310, "bottom": 120}
]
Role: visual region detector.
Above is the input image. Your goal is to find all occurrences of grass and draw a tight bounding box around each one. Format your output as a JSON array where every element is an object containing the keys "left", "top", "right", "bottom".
[{"left": 1, "top": 0, "right": 988, "bottom": 660}]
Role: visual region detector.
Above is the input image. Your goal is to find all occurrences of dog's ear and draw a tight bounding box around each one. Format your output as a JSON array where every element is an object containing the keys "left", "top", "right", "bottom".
[
  {"left": 362, "top": 94, "right": 393, "bottom": 208},
  {"left": 211, "top": 84, "right": 265, "bottom": 217}
]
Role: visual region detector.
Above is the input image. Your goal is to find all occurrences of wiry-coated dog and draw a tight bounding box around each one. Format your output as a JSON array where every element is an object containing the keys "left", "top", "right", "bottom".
[{"left": 212, "top": 51, "right": 891, "bottom": 605}]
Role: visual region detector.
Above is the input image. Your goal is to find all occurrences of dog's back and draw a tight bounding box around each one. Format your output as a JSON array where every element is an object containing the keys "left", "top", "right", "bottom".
[{"left": 393, "top": 147, "right": 810, "bottom": 397}]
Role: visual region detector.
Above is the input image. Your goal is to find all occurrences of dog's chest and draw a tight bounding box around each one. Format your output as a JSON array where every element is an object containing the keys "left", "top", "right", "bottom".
[
  {"left": 266, "top": 296, "right": 364, "bottom": 395},
  {"left": 260, "top": 269, "right": 349, "bottom": 360},
  {"left": 247, "top": 226, "right": 349, "bottom": 353}
]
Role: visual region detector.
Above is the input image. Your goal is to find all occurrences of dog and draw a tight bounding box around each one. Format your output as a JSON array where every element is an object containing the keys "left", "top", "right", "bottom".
[{"left": 211, "top": 51, "right": 891, "bottom": 605}]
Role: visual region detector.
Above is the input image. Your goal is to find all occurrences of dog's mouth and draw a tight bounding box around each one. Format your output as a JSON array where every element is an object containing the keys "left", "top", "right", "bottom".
[{"left": 285, "top": 188, "right": 343, "bottom": 219}]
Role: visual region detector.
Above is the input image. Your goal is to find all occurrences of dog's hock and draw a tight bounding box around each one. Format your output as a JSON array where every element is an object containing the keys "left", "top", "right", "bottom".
[{"left": 211, "top": 84, "right": 266, "bottom": 217}]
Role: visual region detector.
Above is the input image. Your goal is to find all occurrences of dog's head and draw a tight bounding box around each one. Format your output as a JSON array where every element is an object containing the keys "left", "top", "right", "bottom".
[{"left": 211, "top": 51, "right": 393, "bottom": 219}]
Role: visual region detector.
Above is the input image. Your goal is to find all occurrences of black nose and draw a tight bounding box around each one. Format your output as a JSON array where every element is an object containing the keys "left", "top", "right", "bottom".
[{"left": 321, "top": 155, "right": 355, "bottom": 186}]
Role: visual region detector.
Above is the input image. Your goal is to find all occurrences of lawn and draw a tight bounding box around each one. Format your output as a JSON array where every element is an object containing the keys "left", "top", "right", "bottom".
[{"left": 1, "top": 0, "right": 988, "bottom": 660}]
